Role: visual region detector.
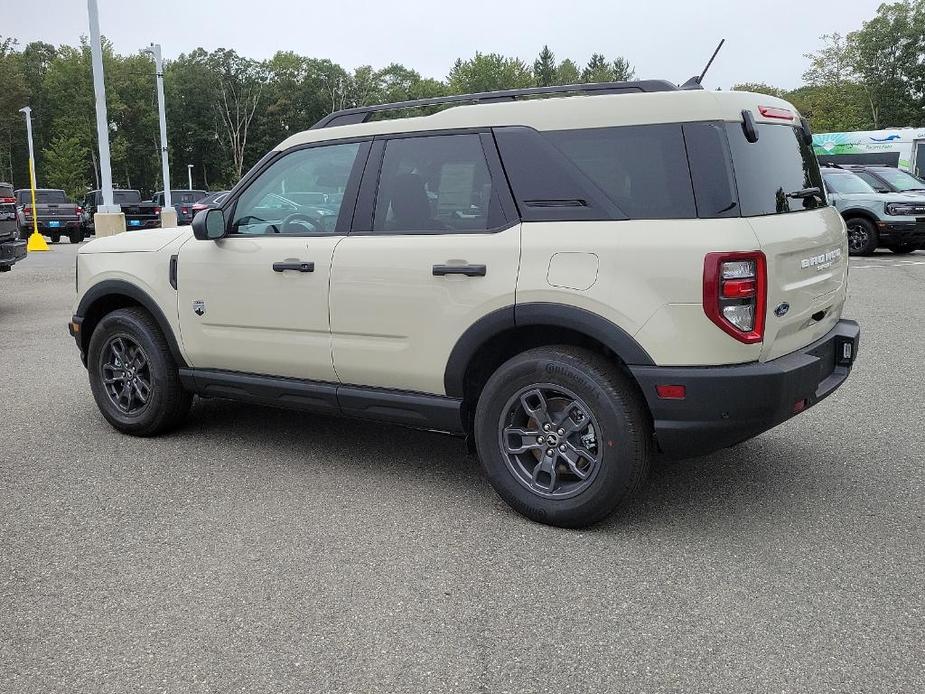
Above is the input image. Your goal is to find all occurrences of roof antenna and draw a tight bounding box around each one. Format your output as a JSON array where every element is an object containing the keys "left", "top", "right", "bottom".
[{"left": 680, "top": 38, "right": 725, "bottom": 90}]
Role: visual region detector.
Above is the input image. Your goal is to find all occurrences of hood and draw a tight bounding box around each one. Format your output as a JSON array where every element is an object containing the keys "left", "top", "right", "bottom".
[
  {"left": 835, "top": 191, "right": 925, "bottom": 204},
  {"left": 79, "top": 227, "right": 191, "bottom": 254}
]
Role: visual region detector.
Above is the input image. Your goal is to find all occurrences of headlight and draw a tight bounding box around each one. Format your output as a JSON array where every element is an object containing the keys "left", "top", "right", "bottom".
[{"left": 885, "top": 202, "right": 925, "bottom": 216}]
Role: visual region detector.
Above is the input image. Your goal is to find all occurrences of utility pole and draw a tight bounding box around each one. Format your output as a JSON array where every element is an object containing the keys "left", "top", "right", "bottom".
[
  {"left": 187, "top": 164, "right": 193, "bottom": 190},
  {"left": 144, "top": 43, "right": 176, "bottom": 227},
  {"left": 87, "top": 0, "right": 125, "bottom": 236},
  {"left": 18, "top": 107, "right": 49, "bottom": 251}
]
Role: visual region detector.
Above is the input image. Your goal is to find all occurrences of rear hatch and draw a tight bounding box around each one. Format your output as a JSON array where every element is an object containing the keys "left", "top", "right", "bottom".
[
  {"left": 0, "top": 184, "right": 16, "bottom": 238},
  {"left": 725, "top": 117, "right": 848, "bottom": 361}
]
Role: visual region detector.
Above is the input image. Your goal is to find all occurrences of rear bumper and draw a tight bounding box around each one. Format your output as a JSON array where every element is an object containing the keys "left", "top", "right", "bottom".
[
  {"left": 630, "top": 319, "right": 861, "bottom": 458},
  {"left": 0, "top": 239, "right": 27, "bottom": 270}
]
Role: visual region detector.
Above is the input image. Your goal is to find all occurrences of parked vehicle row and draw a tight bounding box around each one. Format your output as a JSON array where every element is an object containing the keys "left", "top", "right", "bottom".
[
  {"left": 15, "top": 188, "right": 83, "bottom": 243},
  {"left": 821, "top": 164, "right": 925, "bottom": 254},
  {"left": 152, "top": 189, "right": 208, "bottom": 225},
  {"left": 0, "top": 182, "right": 26, "bottom": 272}
]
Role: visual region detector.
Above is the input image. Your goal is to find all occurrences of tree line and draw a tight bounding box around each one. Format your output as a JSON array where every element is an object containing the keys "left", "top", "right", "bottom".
[{"left": 0, "top": 0, "right": 922, "bottom": 200}]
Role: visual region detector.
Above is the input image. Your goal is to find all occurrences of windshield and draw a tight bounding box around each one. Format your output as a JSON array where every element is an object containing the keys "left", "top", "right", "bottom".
[
  {"left": 823, "top": 172, "right": 875, "bottom": 194},
  {"left": 725, "top": 123, "right": 826, "bottom": 216},
  {"left": 872, "top": 168, "right": 925, "bottom": 191}
]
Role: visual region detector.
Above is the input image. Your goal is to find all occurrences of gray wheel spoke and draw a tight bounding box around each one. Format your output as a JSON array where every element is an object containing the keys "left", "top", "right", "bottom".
[
  {"left": 110, "top": 338, "right": 127, "bottom": 365},
  {"left": 133, "top": 378, "right": 151, "bottom": 404},
  {"left": 101, "top": 335, "right": 152, "bottom": 415},
  {"left": 561, "top": 442, "right": 595, "bottom": 479},
  {"left": 520, "top": 389, "right": 551, "bottom": 425},
  {"left": 503, "top": 427, "right": 544, "bottom": 455},
  {"left": 554, "top": 400, "right": 590, "bottom": 436},
  {"left": 531, "top": 451, "right": 558, "bottom": 492}
]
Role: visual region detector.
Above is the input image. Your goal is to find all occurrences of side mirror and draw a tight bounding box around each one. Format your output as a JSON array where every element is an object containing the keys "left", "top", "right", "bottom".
[{"left": 192, "top": 208, "right": 226, "bottom": 240}]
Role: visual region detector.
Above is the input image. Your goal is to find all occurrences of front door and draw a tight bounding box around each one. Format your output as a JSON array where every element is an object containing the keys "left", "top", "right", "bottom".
[
  {"left": 177, "top": 140, "right": 368, "bottom": 381},
  {"left": 330, "top": 132, "right": 520, "bottom": 395},
  {"left": 914, "top": 141, "right": 925, "bottom": 178}
]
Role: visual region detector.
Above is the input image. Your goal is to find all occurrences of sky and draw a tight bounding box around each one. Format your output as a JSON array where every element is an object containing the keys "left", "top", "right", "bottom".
[{"left": 6, "top": 0, "right": 886, "bottom": 90}]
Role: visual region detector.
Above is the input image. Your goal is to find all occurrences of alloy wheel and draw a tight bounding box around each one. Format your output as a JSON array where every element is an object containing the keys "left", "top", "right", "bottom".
[{"left": 100, "top": 335, "right": 152, "bottom": 415}]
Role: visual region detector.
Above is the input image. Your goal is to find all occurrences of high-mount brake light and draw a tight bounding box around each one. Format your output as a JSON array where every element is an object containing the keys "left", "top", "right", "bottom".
[
  {"left": 703, "top": 251, "right": 767, "bottom": 344},
  {"left": 758, "top": 106, "right": 794, "bottom": 120}
]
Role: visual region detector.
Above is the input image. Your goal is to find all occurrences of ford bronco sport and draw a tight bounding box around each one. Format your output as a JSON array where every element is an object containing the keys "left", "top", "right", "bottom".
[{"left": 69, "top": 81, "right": 860, "bottom": 527}]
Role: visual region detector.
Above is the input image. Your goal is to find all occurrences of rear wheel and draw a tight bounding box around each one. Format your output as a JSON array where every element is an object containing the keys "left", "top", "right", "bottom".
[
  {"left": 845, "top": 217, "right": 878, "bottom": 256},
  {"left": 474, "top": 346, "right": 652, "bottom": 528},
  {"left": 87, "top": 307, "right": 192, "bottom": 436},
  {"left": 49, "top": 233, "right": 61, "bottom": 244},
  {"left": 890, "top": 243, "right": 917, "bottom": 254},
  {"left": 68, "top": 228, "right": 84, "bottom": 244}
]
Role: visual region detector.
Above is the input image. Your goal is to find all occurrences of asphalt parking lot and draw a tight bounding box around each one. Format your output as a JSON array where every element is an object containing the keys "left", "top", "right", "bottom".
[{"left": 1, "top": 242, "right": 922, "bottom": 693}]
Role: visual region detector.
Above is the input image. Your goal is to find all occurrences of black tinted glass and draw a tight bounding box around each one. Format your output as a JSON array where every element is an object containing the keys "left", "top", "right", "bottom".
[
  {"left": 546, "top": 125, "right": 696, "bottom": 219},
  {"left": 726, "top": 123, "right": 825, "bottom": 216},
  {"left": 374, "top": 134, "right": 501, "bottom": 232},
  {"left": 34, "top": 190, "right": 68, "bottom": 203},
  {"left": 0, "top": 184, "right": 13, "bottom": 198},
  {"left": 683, "top": 122, "right": 739, "bottom": 218},
  {"left": 113, "top": 191, "right": 142, "bottom": 204}
]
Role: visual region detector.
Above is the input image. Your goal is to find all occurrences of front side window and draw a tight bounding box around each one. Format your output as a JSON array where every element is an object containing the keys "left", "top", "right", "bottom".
[
  {"left": 726, "top": 123, "right": 826, "bottom": 216},
  {"left": 373, "top": 134, "right": 500, "bottom": 232},
  {"left": 231, "top": 142, "right": 360, "bottom": 235},
  {"left": 545, "top": 125, "right": 697, "bottom": 219}
]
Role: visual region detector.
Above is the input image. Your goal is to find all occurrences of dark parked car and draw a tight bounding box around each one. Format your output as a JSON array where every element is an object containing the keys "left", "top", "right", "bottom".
[
  {"left": 0, "top": 182, "right": 26, "bottom": 271},
  {"left": 152, "top": 189, "right": 207, "bottom": 225},
  {"left": 14, "top": 188, "right": 83, "bottom": 243},
  {"left": 191, "top": 190, "right": 230, "bottom": 215},
  {"left": 81, "top": 190, "right": 161, "bottom": 235}
]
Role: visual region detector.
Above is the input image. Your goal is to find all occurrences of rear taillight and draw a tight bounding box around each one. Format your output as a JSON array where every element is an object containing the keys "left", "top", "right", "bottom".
[
  {"left": 23, "top": 206, "right": 32, "bottom": 217},
  {"left": 703, "top": 251, "right": 767, "bottom": 344},
  {"left": 181, "top": 207, "right": 189, "bottom": 215},
  {"left": 75, "top": 206, "right": 82, "bottom": 216},
  {"left": 192, "top": 204, "right": 205, "bottom": 212},
  {"left": 154, "top": 206, "right": 161, "bottom": 215},
  {"left": 0, "top": 196, "right": 15, "bottom": 204}
]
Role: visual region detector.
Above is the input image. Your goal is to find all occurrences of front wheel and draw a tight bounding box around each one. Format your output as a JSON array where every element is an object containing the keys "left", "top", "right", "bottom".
[
  {"left": 845, "top": 217, "right": 878, "bottom": 256},
  {"left": 474, "top": 346, "right": 652, "bottom": 528},
  {"left": 87, "top": 307, "right": 192, "bottom": 436}
]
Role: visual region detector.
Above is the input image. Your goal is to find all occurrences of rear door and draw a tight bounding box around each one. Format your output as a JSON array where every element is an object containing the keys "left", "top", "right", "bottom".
[
  {"left": 329, "top": 132, "right": 520, "bottom": 395},
  {"left": 725, "top": 119, "right": 848, "bottom": 361}
]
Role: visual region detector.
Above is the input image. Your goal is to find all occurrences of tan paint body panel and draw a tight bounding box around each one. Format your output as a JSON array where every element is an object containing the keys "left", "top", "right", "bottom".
[
  {"left": 176, "top": 235, "right": 341, "bottom": 381},
  {"left": 329, "top": 227, "right": 521, "bottom": 393}
]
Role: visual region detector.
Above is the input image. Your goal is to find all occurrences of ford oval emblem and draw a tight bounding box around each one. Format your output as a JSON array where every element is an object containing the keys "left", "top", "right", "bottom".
[{"left": 774, "top": 302, "right": 790, "bottom": 317}]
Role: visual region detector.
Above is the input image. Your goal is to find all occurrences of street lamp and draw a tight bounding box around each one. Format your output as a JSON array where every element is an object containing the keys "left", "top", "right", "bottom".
[
  {"left": 87, "top": 0, "right": 124, "bottom": 236},
  {"left": 143, "top": 42, "right": 176, "bottom": 228},
  {"left": 18, "top": 106, "right": 49, "bottom": 251},
  {"left": 187, "top": 164, "right": 193, "bottom": 190}
]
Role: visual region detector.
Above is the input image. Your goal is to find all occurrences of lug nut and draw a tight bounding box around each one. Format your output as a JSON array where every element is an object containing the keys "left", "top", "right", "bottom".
[
  {"left": 546, "top": 449, "right": 554, "bottom": 457},
  {"left": 559, "top": 445, "right": 566, "bottom": 452},
  {"left": 537, "top": 436, "right": 544, "bottom": 443},
  {"left": 543, "top": 424, "right": 551, "bottom": 431},
  {"left": 557, "top": 428, "right": 565, "bottom": 436}
]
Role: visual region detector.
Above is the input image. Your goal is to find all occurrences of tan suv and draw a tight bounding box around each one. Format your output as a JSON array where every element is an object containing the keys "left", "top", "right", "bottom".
[{"left": 69, "top": 81, "right": 860, "bottom": 527}]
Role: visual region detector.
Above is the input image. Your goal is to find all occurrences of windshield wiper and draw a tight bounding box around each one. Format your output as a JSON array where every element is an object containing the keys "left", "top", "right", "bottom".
[{"left": 787, "top": 187, "right": 824, "bottom": 201}]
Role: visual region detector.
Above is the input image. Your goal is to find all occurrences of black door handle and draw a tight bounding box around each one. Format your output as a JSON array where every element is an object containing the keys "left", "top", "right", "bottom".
[
  {"left": 273, "top": 261, "right": 315, "bottom": 273},
  {"left": 433, "top": 264, "right": 486, "bottom": 277}
]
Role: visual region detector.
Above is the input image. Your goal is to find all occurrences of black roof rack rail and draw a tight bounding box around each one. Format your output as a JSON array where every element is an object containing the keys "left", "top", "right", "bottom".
[{"left": 311, "top": 79, "right": 682, "bottom": 129}]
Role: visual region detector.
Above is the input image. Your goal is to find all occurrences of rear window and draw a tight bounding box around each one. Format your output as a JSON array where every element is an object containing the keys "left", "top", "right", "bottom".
[
  {"left": 545, "top": 125, "right": 696, "bottom": 219},
  {"left": 113, "top": 190, "right": 142, "bottom": 204},
  {"left": 32, "top": 190, "right": 69, "bottom": 203},
  {"left": 726, "top": 123, "right": 825, "bottom": 216}
]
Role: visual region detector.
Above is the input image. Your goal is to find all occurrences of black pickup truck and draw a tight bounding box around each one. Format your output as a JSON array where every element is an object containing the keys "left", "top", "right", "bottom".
[
  {"left": 80, "top": 190, "right": 161, "bottom": 236},
  {"left": 15, "top": 188, "right": 84, "bottom": 243},
  {"left": 1, "top": 182, "right": 26, "bottom": 271}
]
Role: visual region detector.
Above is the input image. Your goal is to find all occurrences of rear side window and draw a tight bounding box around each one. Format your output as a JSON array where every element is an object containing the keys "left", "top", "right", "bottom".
[
  {"left": 373, "top": 134, "right": 504, "bottom": 232},
  {"left": 546, "top": 125, "right": 696, "bottom": 219},
  {"left": 726, "top": 123, "right": 825, "bottom": 216}
]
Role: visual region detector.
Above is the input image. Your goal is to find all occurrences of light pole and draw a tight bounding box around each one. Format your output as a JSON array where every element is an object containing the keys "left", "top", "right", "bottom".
[
  {"left": 143, "top": 43, "right": 176, "bottom": 227},
  {"left": 187, "top": 164, "right": 193, "bottom": 190},
  {"left": 87, "top": 0, "right": 124, "bottom": 236},
  {"left": 18, "top": 107, "right": 49, "bottom": 251}
]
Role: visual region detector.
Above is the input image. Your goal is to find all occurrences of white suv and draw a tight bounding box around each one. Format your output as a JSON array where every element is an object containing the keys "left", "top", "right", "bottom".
[{"left": 69, "top": 81, "right": 860, "bottom": 527}]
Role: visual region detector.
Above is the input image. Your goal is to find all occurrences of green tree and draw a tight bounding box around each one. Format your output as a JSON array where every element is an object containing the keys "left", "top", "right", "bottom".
[
  {"left": 533, "top": 45, "right": 557, "bottom": 87},
  {"left": 582, "top": 53, "right": 611, "bottom": 82},
  {"left": 612, "top": 56, "right": 635, "bottom": 82},
  {"left": 0, "top": 37, "right": 30, "bottom": 186},
  {"left": 43, "top": 135, "right": 89, "bottom": 199},
  {"left": 447, "top": 53, "right": 533, "bottom": 93},
  {"left": 555, "top": 59, "right": 581, "bottom": 85}
]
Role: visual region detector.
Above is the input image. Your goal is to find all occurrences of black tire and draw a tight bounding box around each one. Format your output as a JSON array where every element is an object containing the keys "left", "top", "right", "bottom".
[
  {"left": 474, "top": 346, "right": 652, "bottom": 528},
  {"left": 49, "top": 233, "right": 61, "bottom": 244},
  {"left": 890, "top": 243, "right": 917, "bottom": 254},
  {"left": 68, "top": 228, "right": 84, "bottom": 244},
  {"left": 87, "top": 307, "right": 192, "bottom": 436},
  {"left": 845, "top": 217, "right": 878, "bottom": 256}
]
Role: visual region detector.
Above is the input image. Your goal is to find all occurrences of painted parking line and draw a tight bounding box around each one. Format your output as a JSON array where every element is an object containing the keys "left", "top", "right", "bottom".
[{"left": 849, "top": 259, "right": 925, "bottom": 269}]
